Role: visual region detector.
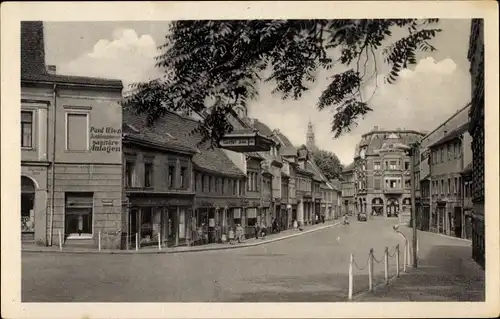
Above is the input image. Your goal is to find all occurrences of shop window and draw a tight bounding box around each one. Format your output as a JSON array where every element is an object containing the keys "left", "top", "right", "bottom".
[
  {"left": 21, "top": 111, "right": 33, "bottom": 148},
  {"left": 125, "top": 160, "right": 136, "bottom": 187},
  {"left": 66, "top": 112, "right": 89, "bottom": 151},
  {"left": 144, "top": 162, "right": 153, "bottom": 188},
  {"left": 65, "top": 192, "right": 93, "bottom": 238}
]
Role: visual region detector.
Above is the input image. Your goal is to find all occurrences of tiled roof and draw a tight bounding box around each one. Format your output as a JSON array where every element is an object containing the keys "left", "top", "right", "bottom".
[
  {"left": 429, "top": 123, "right": 469, "bottom": 148},
  {"left": 251, "top": 119, "right": 274, "bottom": 137},
  {"left": 122, "top": 109, "right": 196, "bottom": 154},
  {"left": 147, "top": 110, "right": 246, "bottom": 177},
  {"left": 305, "top": 161, "right": 324, "bottom": 182},
  {"left": 22, "top": 73, "right": 123, "bottom": 88},
  {"left": 276, "top": 131, "right": 294, "bottom": 147}
]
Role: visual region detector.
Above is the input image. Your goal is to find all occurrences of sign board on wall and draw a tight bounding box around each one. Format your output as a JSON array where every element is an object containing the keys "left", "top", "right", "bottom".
[
  {"left": 220, "top": 137, "right": 255, "bottom": 147},
  {"left": 90, "top": 126, "right": 121, "bottom": 153}
]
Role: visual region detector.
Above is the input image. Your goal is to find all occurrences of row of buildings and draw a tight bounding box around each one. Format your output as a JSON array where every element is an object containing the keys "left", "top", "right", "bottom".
[
  {"left": 20, "top": 22, "right": 342, "bottom": 249},
  {"left": 340, "top": 19, "right": 485, "bottom": 268}
]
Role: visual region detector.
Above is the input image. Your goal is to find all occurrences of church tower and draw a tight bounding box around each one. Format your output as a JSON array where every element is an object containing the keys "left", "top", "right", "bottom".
[{"left": 306, "top": 120, "right": 317, "bottom": 153}]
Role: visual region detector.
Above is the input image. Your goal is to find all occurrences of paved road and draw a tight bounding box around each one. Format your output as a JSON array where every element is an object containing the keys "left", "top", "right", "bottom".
[{"left": 22, "top": 217, "right": 405, "bottom": 302}]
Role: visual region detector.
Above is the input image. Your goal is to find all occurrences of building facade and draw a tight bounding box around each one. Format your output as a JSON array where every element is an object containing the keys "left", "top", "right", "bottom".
[
  {"left": 468, "top": 18, "right": 485, "bottom": 268},
  {"left": 428, "top": 122, "right": 473, "bottom": 238},
  {"left": 21, "top": 21, "right": 124, "bottom": 248},
  {"left": 341, "top": 163, "right": 356, "bottom": 215},
  {"left": 348, "top": 127, "right": 425, "bottom": 218},
  {"left": 122, "top": 110, "right": 197, "bottom": 249}
]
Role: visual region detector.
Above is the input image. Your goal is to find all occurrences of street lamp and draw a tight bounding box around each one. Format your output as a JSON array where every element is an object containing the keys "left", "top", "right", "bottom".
[{"left": 402, "top": 142, "right": 419, "bottom": 268}]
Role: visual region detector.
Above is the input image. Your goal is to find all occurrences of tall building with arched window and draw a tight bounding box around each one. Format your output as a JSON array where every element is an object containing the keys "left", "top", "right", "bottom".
[{"left": 346, "top": 127, "right": 426, "bottom": 218}]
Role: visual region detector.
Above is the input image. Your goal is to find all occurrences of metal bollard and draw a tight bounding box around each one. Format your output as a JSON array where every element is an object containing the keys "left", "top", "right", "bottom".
[
  {"left": 368, "top": 248, "right": 374, "bottom": 291},
  {"left": 135, "top": 233, "right": 139, "bottom": 251},
  {"left": 396, "top": 244, "right": 400, "bottom": 277},
  {"left": 403, "top": 241, "right": 407, "bottom": 273},
  {"left": 348, "top": 253, "right": 354, "bottom": 300},
  {"left": 384, "top": 247, "right": 389, "bottom": 283},
  {"left": 58, "top": 230, "right": 62, "bottom": 251},
  {"left": 158, "top": 233, "right": 161, "bottom": 251},
  {"left": 98, "top": 231, "right": 101, "bottom": 251}
]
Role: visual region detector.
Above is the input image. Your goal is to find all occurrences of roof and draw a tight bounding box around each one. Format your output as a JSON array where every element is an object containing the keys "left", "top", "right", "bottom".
[
  {"left": 21, "top": 21, "right": 123, "bottom": 89},
  {"left": 122, "top": 109, "right": 197, "bottom": 154},
  {"left": 276, "top": 131, "right": 294, "bottom": 147},
  {"left": 343, "top": 162, "right": 355, "bottom": 172},
  {"left": 157, "top": 110, "right": 246, "bottom": 177},
  {"left": 429, "top": 123, "right": 469, "bottom": 148},
  {"left": 305, "top": 161, "right": 324, "bottom": 182},
  {"left": 461, "top": 162, "right": 473, "bottom": 175}
]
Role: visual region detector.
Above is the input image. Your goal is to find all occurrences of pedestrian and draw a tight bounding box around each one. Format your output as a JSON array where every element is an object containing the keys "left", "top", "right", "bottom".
[
  {"left": 254, "top": 222, "right": 260, "bottom": 239},
  {"left": 315, "top": 214, "right": 319, "bottom": 224},
  {"left": 272, "top": 218, "right": 278, "bottom": 233},
  {"left": 321, "top": 214, "right": 325, "bottom": 224},
  {"left": 260, "top": 221, "right": 267, "bottom": 238},
  {"left": 293, "top": 219, "right": 298, "bottom": 230}
]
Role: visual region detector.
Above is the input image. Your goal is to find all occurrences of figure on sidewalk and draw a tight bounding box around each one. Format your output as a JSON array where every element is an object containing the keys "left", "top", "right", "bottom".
[
  {"left": 321, "top": 214, "right": 325, "bottom": 224},
  {"left": 260, "top": 220, "right": 267, "bottom": 239},
  {"left": 254, "top": 222, "right": 260, "bottom": 239},
  {"left": 293, "top": 219, "right": 298, "bottom": 230}
]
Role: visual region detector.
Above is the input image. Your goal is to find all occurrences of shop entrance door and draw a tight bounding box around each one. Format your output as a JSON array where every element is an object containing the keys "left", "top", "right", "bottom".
[{"left": 128, "top": 208, "right": 139, "bottom": 249}]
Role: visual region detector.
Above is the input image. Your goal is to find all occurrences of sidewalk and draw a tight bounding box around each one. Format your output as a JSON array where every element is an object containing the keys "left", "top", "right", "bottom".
[
  {"left": 22, "top": 220, "right": 340, "bottom": 255},
  {"left": 355, "top": 227, "right": 485, "bottom": 301}
]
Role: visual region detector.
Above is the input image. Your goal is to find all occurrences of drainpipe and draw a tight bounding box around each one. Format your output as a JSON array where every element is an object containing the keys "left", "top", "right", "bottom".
[
  {"left": 459, "top": 136, "right": 465, "bottom": 239},
  {"left": 48, "top": 84, "right": 57, "bottom": 246}
]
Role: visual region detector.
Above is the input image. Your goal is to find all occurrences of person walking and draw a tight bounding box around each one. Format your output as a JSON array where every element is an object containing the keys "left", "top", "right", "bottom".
[{"left": 254, "top": 222, "right": 260, "bottom": 240}]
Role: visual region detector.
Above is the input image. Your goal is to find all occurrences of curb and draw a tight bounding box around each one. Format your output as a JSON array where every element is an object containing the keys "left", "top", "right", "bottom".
[
  {"left": 22, "top": 222, "right": 340, "bottom": 255},
  {"left": 398, "top": 225, "right": 473, "bottom": 243}
]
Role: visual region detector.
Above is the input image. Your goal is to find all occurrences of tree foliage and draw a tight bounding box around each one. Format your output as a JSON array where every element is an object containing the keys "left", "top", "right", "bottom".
[
  {"left": 124, "top": 19, "right": 441, "bottom": 147},
  {"left": 313, "top": 149, "right": 344, "bottom": 181}
]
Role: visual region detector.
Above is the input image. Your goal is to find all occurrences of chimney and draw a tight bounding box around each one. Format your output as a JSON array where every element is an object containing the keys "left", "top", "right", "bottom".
[
  {"left": 46, "top": 65, "right": 56, "bottom": 75},
  {"left": 373, "top": 126, "right": 379, "bottom": 131}
]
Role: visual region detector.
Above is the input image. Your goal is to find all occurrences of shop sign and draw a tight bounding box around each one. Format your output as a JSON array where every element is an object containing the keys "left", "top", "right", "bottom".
[
  {"left": 26, "top": 166, "right": 45, "bottom": 176},
  {"left": 90, "top": 126, "right": 121, "bottom": 153},
  {"left": 220, "top": 137, "right": 255, "bottom": 147},
  {"left": 199, "top": 200, "right": 214, "bottom": 207}
]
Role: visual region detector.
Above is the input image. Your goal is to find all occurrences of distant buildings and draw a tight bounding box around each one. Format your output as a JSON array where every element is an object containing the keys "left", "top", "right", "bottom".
[
  {"left": 342, "top": 127, "right": 425, "bottom": 219},
  {"left": 468, "top": 18, "right": 485, "bottom": 268}
]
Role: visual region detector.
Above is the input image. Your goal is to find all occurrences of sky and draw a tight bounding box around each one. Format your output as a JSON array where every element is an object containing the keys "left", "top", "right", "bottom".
[{"left": 43, "top": 19, "right": 472, "bottom": 165}]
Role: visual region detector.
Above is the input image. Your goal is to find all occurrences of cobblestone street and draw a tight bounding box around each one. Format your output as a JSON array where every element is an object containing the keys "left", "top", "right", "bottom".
[{"left": 22, "top": 218, "right": 405, "bottom": 302}]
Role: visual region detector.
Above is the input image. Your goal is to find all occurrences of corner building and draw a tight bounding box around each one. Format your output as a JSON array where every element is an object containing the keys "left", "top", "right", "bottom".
[
  {"left": 21, "top": 21, "right": 124, "bottom": 248},
  {"left": 350, "top": 127, "right": 426, "bottom": 218}
]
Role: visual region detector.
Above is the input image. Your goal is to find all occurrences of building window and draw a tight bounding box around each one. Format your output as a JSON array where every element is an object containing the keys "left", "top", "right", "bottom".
[
  {"left": 239, "top": 180, "right": 243, "bottom": 196},
  {"left": 448, "top": 178, "right": 452, "bottom": 195},
  {"left": 440, "top": 148, "right": 444, "bottom": 162},
  {"left": 194, "top": 173, "right": 199, "bottom": 191},
  {"left": 455, "top": 177, "right": 458, "bottom": 195},
  {"left": 65, "top": 192, "right": 93, "bottom": 237},
  {"left": 389, "top": 161, "right": 397, "bottom": 170},
  {"left": 440, "top": 180, "right": 444, "bottom": 196},
  {"left": 125, "top": 160, "right": 136, "bottom": 187},
  {"left": 180, "top": 167, "right": 187, "bottom": 189},
  {"left": 66, "top": 113, "right": 88, "bottom": 151},
  {"left": 215, "top": 177, "right": 221, "bottom": 194},
  {"left": 144, "top": 162, "right": 153, "bottom": 188},
  {"left": 21, "top": 111, "right": 33, "bottom": 148},
  {"left": 374, "top": 178, "right": 381, "bottom": 190},
  {"left": 168, "top": 165, "right": 175, "bottom": 188},
  {"left": 233, "top": 179, "right": 238, "bottom": 195},
  {"left": 404, "top": 161, "right": 410, "bottom": 170},
  {"left": 404, "top": 178, "right": 411, "bottom": 189},
  {"left": 209, "top": 176, "right": 214, "bottom": 193},
  {"left": 374, "top": 162, "right": 381, "bottom": 170}
]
